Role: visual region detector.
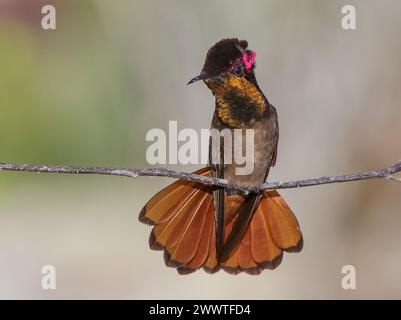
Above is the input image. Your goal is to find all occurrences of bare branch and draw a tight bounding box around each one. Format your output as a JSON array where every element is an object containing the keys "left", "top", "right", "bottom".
[{"left": 0, "top": 161, "right": 400, "bottom": 195}]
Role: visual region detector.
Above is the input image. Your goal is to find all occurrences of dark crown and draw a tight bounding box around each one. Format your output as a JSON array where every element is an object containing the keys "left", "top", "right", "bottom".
[{"left": 201, "top": 38, "right": 248, "bottom": 77}]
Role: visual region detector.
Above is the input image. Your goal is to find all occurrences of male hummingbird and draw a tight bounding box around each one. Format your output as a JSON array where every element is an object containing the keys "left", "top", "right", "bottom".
[{"left": 140, "top": 38, "right": 303, "bottom": 274}]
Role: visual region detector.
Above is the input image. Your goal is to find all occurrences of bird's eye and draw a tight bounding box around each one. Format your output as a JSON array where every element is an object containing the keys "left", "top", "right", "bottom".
[{"left": 233, "top": 64, "right": 244, "bottom": 77}]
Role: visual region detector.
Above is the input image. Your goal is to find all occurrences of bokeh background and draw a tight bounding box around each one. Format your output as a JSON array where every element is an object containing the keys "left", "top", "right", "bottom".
[{"left": 0, "top": 0, "right": 400, "bottom": 299}]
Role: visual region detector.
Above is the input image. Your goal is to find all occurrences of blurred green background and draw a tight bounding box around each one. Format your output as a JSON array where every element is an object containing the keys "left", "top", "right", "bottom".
[{"left": 0, "top": 0, "right": 401, "bottom": 299}]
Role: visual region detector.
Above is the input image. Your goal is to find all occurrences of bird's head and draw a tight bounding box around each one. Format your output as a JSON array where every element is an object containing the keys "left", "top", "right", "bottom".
[
  {"left": 188, "top": 38, "right": 267, "bottom": 127},
  {"left": 188, "top": 38, "right": 256, "bottom": 86}
]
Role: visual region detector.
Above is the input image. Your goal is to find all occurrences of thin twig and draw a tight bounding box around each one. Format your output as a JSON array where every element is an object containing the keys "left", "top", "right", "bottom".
[{"left": 0, "top": 161, "right": 400, "bottom": 195}]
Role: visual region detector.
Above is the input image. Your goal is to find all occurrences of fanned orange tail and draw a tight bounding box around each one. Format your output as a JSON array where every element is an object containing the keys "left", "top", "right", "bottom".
[{"left": 139, "top": 167, "right": 303, "bottom": 275}]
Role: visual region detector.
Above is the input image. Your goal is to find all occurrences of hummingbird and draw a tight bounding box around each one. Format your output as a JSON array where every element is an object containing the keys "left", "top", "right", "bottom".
[{"left": 140, "top": 38, "right": 303, "bottom": 274}]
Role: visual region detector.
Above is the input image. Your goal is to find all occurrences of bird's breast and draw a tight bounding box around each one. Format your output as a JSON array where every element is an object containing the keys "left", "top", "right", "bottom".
[{"left": 210, "top": 108, "right": 278, "bottom": 189}]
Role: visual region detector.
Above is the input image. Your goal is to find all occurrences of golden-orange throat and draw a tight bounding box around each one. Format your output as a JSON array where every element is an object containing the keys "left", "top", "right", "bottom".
[{"left": 205, "top": 74, "right": 267, "bottom": 127}]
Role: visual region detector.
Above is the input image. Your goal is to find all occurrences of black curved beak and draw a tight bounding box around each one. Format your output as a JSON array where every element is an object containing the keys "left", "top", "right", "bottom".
[{"left": 187, "top": 74, "right": 212, "bottom": 85}]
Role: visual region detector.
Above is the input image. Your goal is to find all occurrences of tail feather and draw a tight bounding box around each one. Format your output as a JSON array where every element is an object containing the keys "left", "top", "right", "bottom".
[
  {"left": 250, "top": 206, "right": 283, "bottom": 269},
  {"left": 150, "top": 188, "right": 207, "bottom": 250},
  {"left": 203, "top": 215, "right": 220, "bottom": 273},
  {"left": 239, "top": 229, "right": 261, "bottom": 275},
  {"left": 177, "top": 200, "right": 215, "bottom": 274},
  {"left": 139, "top": 167, "right": 210, "bottom": 225},
  {"left": 220, "top": 217, "right": 241, "bottom": 274},
  {"left": 139, "top": 167, "right": 303, "bottom": 275},
  {"left": 261, "top": 190, "right": 303, "bottom": 252},
  {"left": 167, "top": 193, "right": 212, "bottom": 266}
]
